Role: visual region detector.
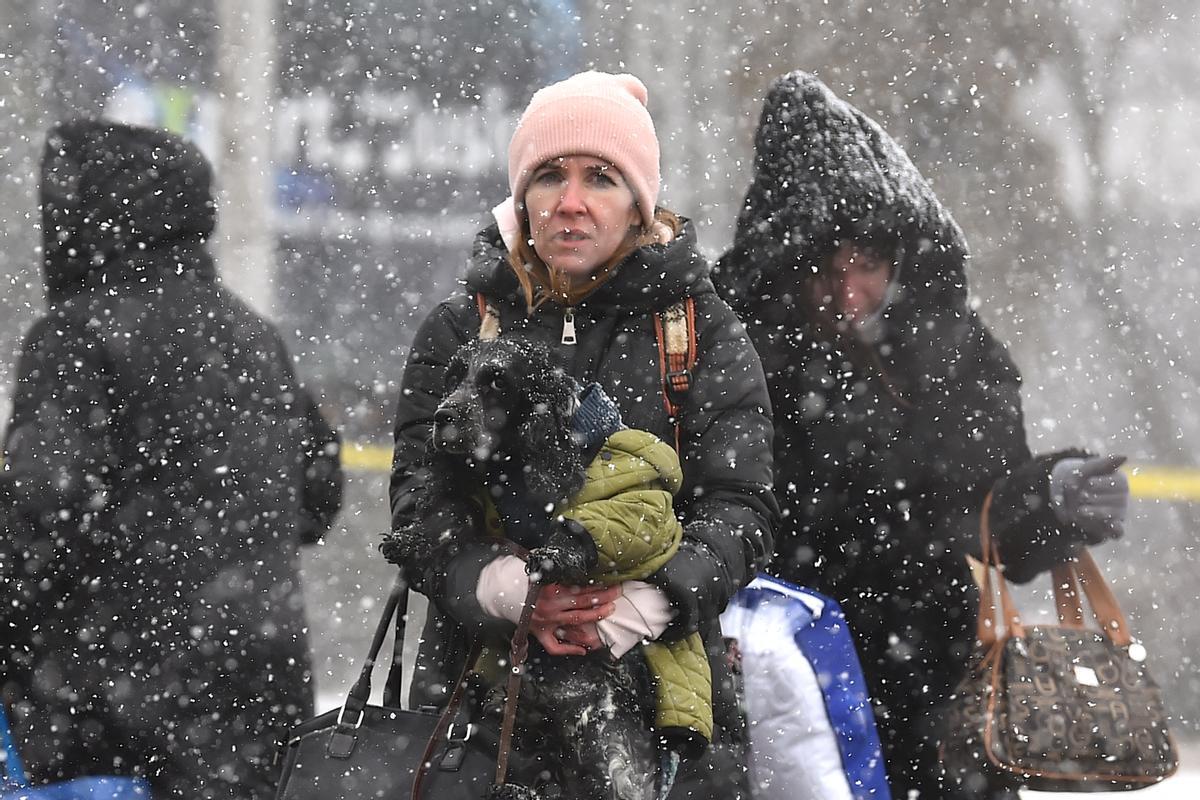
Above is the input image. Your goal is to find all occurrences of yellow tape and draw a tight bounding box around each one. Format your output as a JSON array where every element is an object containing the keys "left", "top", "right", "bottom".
[
  {"left": 6, "top": 440, "right": 1198, "bottom": 502},
  {"left": 342, "top": 449, "right": 1200, "bottom": 502},
  {"left": 342, "top": 441, "right": 393, "bottom": 474},
  {"left": 1124, "top": 464, "right": 1200, "bottom": 503}
]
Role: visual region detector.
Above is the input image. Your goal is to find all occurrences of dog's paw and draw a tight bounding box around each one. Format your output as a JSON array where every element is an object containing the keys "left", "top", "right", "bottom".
[
  {"left": 379, "top": 524, "right": 419, "bottom": 566},
  {"left": 381, "top": 498, "right": 477, "bottom": 568},
  {"left": 525, "top": 519, "right": 597, "bottom": 585},
  {"left": 526, "top": 543, "right": 591, "bottom": 585}
]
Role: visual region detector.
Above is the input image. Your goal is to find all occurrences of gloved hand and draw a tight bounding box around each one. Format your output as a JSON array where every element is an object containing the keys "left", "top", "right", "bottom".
[{"left": 1049, "top": 454, "right": 1130, "bottom": 544}]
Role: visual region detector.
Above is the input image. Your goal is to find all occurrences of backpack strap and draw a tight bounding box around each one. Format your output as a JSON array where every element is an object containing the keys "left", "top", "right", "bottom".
[
  {"left": 476, "top": 292, "right": 501, "bottom": 340},
  {"left": 653, "top": 297, "right": 698, "bottom": 451}
]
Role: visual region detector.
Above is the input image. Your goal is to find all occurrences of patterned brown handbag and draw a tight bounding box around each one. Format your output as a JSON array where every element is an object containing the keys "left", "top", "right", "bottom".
[{"left": 941, "top": 494, "right": 1178, "bottom": 792}]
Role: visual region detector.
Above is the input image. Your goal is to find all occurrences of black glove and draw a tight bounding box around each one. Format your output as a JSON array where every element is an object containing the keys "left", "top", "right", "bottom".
[{"left": 1049, "top": 454, "right": 1129, "bottom": 544}]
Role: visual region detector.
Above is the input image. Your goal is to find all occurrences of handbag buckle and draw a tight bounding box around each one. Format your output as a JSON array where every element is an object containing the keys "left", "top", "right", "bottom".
[
  {"left": 446, "top": 722, "right": 474, "bottom": 742},
  {"left": 337, "top": 700, "right": 366, "bottom": 730},
  {"left": 438, "top": 724, "right": 476, "bottom": 773}
]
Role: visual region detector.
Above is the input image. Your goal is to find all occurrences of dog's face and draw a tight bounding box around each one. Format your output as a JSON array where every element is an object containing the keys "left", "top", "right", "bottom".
[{"left": 433, "top": 338, "right": 577, "bottom": 478}]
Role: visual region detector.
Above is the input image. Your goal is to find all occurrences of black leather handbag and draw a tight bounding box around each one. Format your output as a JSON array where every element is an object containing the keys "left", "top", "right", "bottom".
[
  {"left": 273, "top": 576, "right": 534, "bottom": 799},
  {"left": 941, "top": 495, "right": 1178, "bottom": 792}
]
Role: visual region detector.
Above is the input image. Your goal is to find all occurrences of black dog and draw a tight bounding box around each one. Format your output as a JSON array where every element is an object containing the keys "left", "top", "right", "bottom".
[
  {"left": 383, "top": 337, "right": 658, "bottom": 800},
  {"left": 384, "top": 337, "right": 596, "bottom": 588}
]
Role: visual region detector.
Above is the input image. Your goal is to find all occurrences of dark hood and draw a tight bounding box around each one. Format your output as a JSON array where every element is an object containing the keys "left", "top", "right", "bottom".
[
  {"left": 713, "top": 71, "right": 1025, "bottom": 558},
  {"left": 464, "top": 217, "right": 714, "bottom": 315},
  {"left": 40, "top": 119, "right": 217, "bottom": 301},
  {"left": 714, "top": 71, "right": 980, "bottom": 388}
]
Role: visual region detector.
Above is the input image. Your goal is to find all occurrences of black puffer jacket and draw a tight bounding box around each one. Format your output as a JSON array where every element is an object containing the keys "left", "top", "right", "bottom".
[
  {"left": 0, "top": 120, "right": 343, "bottom": 798},
  {"left": 714, "top": 72, "right": 1092, "bottom": 800},
  {"left": 387, "top": 219, "right": 777, "bottom": 754}
]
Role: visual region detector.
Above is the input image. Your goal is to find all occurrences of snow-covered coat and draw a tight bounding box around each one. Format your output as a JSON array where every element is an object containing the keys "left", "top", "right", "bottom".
[
  {"left": 388, "top": 218, "right": 778, "bottom": 796},
  {"left": 0, "top": 120, "right": 343, "bottom": 797},
  {"left": 713, "top": 72, "right": 1093, "bottom": 799}
]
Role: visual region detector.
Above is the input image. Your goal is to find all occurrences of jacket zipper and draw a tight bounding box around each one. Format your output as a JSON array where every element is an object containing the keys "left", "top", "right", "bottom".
[{"left": 561, "top": 307, "right": 577, "bottom": 345}]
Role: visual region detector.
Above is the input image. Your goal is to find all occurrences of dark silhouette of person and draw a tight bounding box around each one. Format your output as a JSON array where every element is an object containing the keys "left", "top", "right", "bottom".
[{"left": 0, "top": 119, "right": 343, "bottom": 799}]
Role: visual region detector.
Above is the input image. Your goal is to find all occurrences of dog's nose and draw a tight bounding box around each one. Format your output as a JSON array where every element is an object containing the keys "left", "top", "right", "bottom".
[{"left": 433, "top": 408, "right": 462, "bottom": 448}]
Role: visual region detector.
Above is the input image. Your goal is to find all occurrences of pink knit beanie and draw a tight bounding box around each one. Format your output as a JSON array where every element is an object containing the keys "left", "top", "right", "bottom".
[{"left": 508, "top": 71, "right": 660, "bottom": 230}]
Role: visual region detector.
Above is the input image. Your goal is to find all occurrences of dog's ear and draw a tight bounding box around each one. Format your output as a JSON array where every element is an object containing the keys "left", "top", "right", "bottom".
[{"left": 520, "top": 364, "right": 584, "bottom": 504}]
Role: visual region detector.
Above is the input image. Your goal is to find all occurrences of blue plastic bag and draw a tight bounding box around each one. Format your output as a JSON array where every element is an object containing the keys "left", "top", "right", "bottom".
[
  {"left": 0, "top": 777, "right": 151, "bottom": 800},
  {"left": 1, "top": 706, "right": 150, "bottom": 800},
  {"left": 721, "top": 575, "right": 891, "bottom": 800}
]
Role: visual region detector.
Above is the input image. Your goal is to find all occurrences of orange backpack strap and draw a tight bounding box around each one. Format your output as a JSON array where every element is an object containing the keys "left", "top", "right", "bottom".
[
  {"left": 653, "top": 297, "right": 698, "bottom": 451},
  {"left": 476, "top": 292, "right": 501, "bottom": 340}
]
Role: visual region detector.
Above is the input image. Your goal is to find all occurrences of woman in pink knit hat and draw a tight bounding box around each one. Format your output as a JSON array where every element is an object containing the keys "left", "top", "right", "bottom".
[{"left": 385, "top": 71, "right": 778, "bottom": 800}]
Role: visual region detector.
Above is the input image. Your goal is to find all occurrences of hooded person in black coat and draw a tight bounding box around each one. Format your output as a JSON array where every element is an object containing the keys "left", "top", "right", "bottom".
[
  {"left": 0, "top": 120, "right": 343, "bottom": 799},
  {"left": 713, "top": 72, "right": 1130, "bottom": 800}
]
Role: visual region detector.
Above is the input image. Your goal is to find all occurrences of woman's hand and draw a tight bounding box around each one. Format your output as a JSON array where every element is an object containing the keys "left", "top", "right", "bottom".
[{"left": 530, "top": 583, "right": 620, "bottom": 656}]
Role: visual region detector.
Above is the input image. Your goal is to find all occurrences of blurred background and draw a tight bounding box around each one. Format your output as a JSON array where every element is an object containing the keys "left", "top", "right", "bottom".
[{"left": 1, "top": 0, "right": 1198, "bottom": 790}]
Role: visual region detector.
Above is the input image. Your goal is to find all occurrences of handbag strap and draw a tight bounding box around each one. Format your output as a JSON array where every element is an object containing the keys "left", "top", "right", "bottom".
[
  {"left": 410, "top": 636, "right": 483, "bottom": 800},
  {"left": 1064, "top": 550, "right": 1132, "bottom": 646},
  {"left": 338, "top": 575, "right": 410, "bottom": 727},
  {"left": 978, "top": 493, "right": 1133, "bottom": 650},
  {"left": 1051, "top": 561, "right": 1087, "bottom": 628},
  {"left": 342, "top": 575, "right": 481, "bottom": 729},
  {"left": 977, "top": 492, "right": 1024, "bottom": 649},
  {"left": 494, "top": 581, "right": 542, "bottom": 786},
  {"left": 411, "top": 579, "right": 540, "bottom": 796}
]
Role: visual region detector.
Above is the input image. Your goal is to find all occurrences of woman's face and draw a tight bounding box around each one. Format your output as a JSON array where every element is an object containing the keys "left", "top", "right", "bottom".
[
  {"left": 523, "top": 155, "right": 641, "bottom": 278},
  {"left": 813, "top": 242, "right": 894, "bottom": 322}
]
